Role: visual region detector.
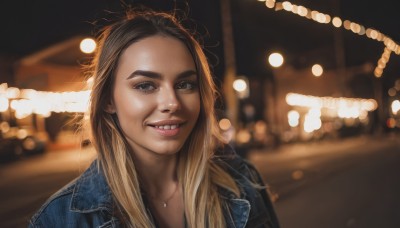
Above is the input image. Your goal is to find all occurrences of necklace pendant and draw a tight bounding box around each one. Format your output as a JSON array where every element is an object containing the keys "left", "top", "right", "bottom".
[{"left": 163, "top": 202, "right": 167, "bottom": 207}]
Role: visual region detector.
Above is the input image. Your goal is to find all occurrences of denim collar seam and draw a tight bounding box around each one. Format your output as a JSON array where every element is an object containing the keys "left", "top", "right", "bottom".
[
  {"left": 69, "top": 162, "right": 113, "bottom": 213},
  {"left": 228, "top": 198, "right": 251, "bottom": 228}
]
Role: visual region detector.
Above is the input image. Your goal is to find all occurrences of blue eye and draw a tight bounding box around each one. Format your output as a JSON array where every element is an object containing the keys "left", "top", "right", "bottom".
[
  {"left": 133, "top": 82, "right": 157, "bottom": 92},
  {"left": 176, "top": 81, "right": 197, "bottom": 90}
]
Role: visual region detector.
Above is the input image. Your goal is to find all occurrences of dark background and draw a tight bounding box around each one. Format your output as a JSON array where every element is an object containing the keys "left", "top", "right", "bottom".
[{"left": 1, "top": 0, "right": 399, "bottom": 89}]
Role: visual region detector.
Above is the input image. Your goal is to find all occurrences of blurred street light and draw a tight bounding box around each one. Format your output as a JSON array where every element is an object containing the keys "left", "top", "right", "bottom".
[
  {"left": 266, "top": 52, "right": 284, "bottom": 145},
  {"left": 79, "top": 38, "right": 96, "bottom": 54},
  {"left": 392, "top": 100, "right": 400, "bottom": 115},
  {"left": 233, "top": 78, "right": 247, "bottom": 92},
  {"left": 0, "top": 97, "right": 8, "bottom": 112},
  {"left": 311, "top": 64, "right": 323, "bottom": 77},
  {"left": 233, "top": 77, "right": 249, "bottom": 99},
  {"left": 268, "top": 52, "right": 284, "bottom": 67}
]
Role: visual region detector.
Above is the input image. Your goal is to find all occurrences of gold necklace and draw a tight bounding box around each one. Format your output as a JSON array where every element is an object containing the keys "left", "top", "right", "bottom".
[{"left": 148, "top": 183, "right": 179, "bottom": 208}]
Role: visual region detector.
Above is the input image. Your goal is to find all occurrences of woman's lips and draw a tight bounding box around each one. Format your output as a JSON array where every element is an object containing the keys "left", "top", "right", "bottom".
[
  {"left": 151, "top": 124, "right": 181, "bottom": 137},
  {"left": 147, "top": 120, "right": 185, "bottom": 137}
]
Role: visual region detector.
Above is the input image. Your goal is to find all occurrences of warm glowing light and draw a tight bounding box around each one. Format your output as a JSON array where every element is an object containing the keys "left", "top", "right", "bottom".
[
  {"left": 358, "top": 26, "right": 366, "bottom": 35},
  {"left": 386, "top": 118, "right": 396, "bottom": 128},
  {"left": 388, "top": 88, "right": 397, "bottom": 97},
  {"left": 311, "top": 11, "right": 318, "bottom": 20},
  {"left": 254, "top": 120, "right": 267, "bottom": 133},
  {"left": 297, "top": 6, "right": 308, "bottom": 17},
  {"left": 6, "top": 87, "right": 20, "bottom": 99},
  {"left": 350, "top": 22, "right": 360, "bottom": 33},
  {"left": 343, "top": 20, "right": 351, "bottom": 30},
  {"left": 370, "top": 30, "right": 379, "bottom": 40},
  {"left": 286, "top": 93, "right": 377, "bottom": 120},
  {"left": 395, "top": 79, "right": 400, "bottom": 91},
  {"left": 80, "top": 38, "right": 97, "bottom": 54},
  {"left": 233, "top": 79, "right": 247, "bottom": 92},
  {"left": 0, "top": 121, "right": 10, "bottom": 133},
  {"left": 338, "top": 106, "right": 360, "bottom": 119},
  {"left": 86, "top": 77, "right": 94, "bottom": 89},
  {"left": 282, "top": 1, "right": 293, "bottom": 11},
  {"left": 219, "top": 118, "right": 232, "bottom": 131},
  {"left": 374, "top": 67, "right": 383, "bottom": 78},
  {"left": 292, "top": 170, "right": 304, "bottom": 180},
  {"left": 0, "top": 83, "right": 7, "bottom": 92},
  {"left": 392, "top": 100, "right": 400, "bottom": 115},
  {"left": 0, "top": 97, "right": 8, "bottom": 112},
  {"left": 7, "top": 88, "right": 91, "bottom": 116},
  {"left": 311, "top": 64, "right": 323, "bottom": 77},
  {"left": 236, "top": 129, "right": 251, "bottom": 144},
  {"left": 315, "top": 13, "right": 326, "bottom": 23},
  {"left": 261, "top": 0, "right": 400, "bottom": 80},
  {"left": 17, "top": 129, "right": 28, "bottom": 139},
  {"left": 324, "top": 15, "right": 331, "bottom": 24},
  {"left": 304, "top": 112, "right": 321, "bottom": 133},
  {"left": 12, "top": 99, "right": 33, "bottom": 119},
  {"left": 288, "top": 110, "right": 300, "bottom": 127},
  {"left": 265, "top": 0, "right": 275, "bottom": 8},
  {"left": 268, "top": 52, "right": 284, "bottom": 67}
]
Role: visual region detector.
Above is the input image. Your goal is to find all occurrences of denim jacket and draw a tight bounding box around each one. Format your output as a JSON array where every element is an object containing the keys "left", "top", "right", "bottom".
[{"left": 29, "top": 146, "right": 279, "bottom": 228}]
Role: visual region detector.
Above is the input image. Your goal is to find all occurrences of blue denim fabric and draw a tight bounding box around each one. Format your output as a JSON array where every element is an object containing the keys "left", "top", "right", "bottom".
[{"left": 29, "top": 145, "right": 279, "bottom": 228}]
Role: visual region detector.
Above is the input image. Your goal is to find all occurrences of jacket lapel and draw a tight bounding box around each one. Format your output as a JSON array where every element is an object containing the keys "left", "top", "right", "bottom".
[
  {"left": 227, "top": 198, "right": 251, "bottom": 228},
  {"left": 70, "top": 161, "right": 113, "bottom": 213}
]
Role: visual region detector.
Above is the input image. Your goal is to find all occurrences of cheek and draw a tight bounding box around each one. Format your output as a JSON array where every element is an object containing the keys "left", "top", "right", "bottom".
[
  {"left": 184, "top": 94, "right": 201, "bottom": 118},
  {"left": 114, "top": 92, "right": 153, "bottom": 120}
]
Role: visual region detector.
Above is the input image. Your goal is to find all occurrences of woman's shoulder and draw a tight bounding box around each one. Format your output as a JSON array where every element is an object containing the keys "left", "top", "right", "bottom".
[
  {"left": 29, "top": 175, "right": 80, "bottom": 227},
  {"left": 215, "top": 144, "right": 261, "bottom": 182},
  {"left": 29, "top": 161, "right": 116, "bottom": 227},
  {"left": 215, "top": 144, "right": 281, "bottom": 228}
]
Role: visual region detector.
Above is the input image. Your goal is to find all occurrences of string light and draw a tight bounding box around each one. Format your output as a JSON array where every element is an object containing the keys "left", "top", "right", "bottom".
[
  {"left": 374, "top": 47, "right": 391, "bottom": 77},
  {"left": 286, "top": 93, "right": 377, "bottom": 116},
  {"left": 260, "top": 0, "right": 400, "bottom": 77},
  {"left": 0, "top": 83, "right": 90, "bottom": 119}
]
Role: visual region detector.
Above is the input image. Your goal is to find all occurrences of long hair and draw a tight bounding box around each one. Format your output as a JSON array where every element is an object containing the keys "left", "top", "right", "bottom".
[{"left": 89, "top": 10, "right": 239, "bottom": 227}]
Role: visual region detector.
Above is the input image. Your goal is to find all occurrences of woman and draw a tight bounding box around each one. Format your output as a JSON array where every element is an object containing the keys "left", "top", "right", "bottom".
[{"left": 29, "top": 9, "right": 279, "bottom": 228}]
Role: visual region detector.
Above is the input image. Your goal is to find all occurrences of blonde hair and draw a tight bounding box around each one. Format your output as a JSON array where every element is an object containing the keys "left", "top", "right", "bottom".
[{"left": 89, "top": 10, "right": 239, "bottom": 227}]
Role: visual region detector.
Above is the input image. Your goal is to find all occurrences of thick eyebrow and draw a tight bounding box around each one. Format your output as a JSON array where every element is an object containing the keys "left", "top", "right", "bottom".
[{"left": 126, "top": 70, "right": 197, "bottom": 80}]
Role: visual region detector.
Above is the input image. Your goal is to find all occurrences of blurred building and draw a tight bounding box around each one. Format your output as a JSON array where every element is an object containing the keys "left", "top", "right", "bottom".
[
  {"left": 265, "top": 63, "right": 378, "bottom": 142},
  {"left": 14, "top": 36, "right": 90, "bottom": 92},
  {"left": 8, "top": 36, "right": 92, "bottom": 145}
]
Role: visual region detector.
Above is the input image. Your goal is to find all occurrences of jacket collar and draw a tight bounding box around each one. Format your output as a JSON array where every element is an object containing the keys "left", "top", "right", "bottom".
[
  {"left": 69, "top": 160, "right": 251, "bottom": 228},
  {"left": 226, "top": 198, "right": 251, "bottom": 228},
  {"left": 70, "top": 161, "right": 114, "bottom": 213},
  {"left": 220, "top": 186, "right": 251, "bottom": 228}
]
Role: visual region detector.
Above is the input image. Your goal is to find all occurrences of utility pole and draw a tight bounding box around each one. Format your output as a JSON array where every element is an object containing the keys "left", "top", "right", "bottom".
[
  {"left": 332, "top": 0, "right": 347, "bottom": 97},
  {"left": 220, "top": 0, "right": 238, "bottom": 129}
]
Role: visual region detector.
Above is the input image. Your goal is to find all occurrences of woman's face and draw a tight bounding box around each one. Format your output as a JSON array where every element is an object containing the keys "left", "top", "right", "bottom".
[{"left": 109, "top": 35, "right": 200, "bottom": 159}]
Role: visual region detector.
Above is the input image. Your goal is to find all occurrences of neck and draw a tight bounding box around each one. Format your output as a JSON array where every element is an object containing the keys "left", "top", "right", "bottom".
[{"left": 134, "top": 152, "right": 179, "bottom": 196}]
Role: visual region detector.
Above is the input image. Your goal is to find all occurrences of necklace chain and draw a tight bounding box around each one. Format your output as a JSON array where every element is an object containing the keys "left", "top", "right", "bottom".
[
  {"left": 148, "top": 183, "right": 179, "bottom": 208},
  {"left": 162, "top": 183, "right": 179, "bottom": 207}
]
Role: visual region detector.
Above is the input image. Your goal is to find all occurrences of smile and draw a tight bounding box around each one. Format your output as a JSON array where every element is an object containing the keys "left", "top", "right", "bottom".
[
  {"left": 154, "top": 124, "right": 179, "bottom": 130},
  {"left": 151, "top": 124, "right": 181, "bottom": 137},
  {"left": 147, "top": 119, "right": 186, "bottom": 137}
]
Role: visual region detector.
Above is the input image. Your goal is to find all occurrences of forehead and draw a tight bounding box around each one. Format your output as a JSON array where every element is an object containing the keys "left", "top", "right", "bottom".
[{"left": 116, "top": 35, "right": 196, "bottom": 76}]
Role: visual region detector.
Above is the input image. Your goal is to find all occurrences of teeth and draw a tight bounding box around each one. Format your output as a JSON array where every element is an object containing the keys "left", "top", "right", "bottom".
[{"left": 156, "top": 124, "right": 179, "bottom": 129}]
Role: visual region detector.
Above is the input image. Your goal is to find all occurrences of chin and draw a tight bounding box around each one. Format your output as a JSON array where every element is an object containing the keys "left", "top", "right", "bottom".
[{"left": 151, "top": 144, "right": 184, "bottom": 155}]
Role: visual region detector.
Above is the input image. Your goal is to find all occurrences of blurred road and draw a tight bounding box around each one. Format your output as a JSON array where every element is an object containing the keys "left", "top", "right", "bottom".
[
  {"left": 0, "top": 146, "right": 96, "bottom": 228},
  {"left": 248, "top": 133, "right": 400, "bottom": 228},
  {"left": 1, "top": 134, "right": 399, "bottom": 228}
]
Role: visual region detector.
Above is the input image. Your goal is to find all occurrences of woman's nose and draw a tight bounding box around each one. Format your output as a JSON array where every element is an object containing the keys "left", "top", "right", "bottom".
[
  {"left": 159, "top": 89, "right": 181, "bottom": 113},
  {"left": 161, "top": 102, "right": 179, "bottom": 113}
]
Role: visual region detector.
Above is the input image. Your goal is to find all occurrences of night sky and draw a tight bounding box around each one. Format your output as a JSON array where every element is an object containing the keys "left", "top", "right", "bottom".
[{"left": 1, "top": 0, "right": 399, "bottom": 86}]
